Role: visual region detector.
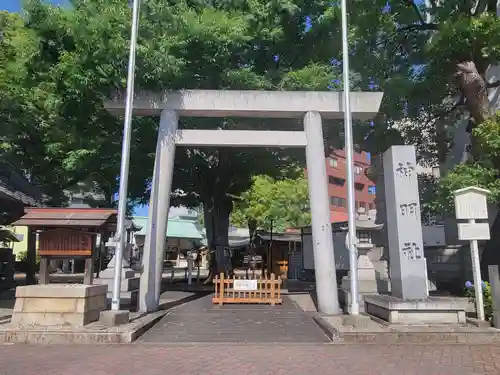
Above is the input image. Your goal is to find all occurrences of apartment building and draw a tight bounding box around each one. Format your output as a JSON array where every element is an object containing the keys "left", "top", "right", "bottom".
[{"left": 324, "top": 149, "right": 376, "bottom": 223}]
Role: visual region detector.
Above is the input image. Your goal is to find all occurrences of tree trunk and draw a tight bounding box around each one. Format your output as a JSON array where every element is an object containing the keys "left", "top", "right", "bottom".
[
  {"left": 455, "top": 61, "right": 491, "bottom": 127},
  {"left": 203, "top": 195, "right": 233, "bottom": 278}
]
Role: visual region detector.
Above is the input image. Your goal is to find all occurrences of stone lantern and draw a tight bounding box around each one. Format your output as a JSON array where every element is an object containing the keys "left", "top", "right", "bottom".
[{"left": 340, "top": 207, "right": 387, "bottom": 312}]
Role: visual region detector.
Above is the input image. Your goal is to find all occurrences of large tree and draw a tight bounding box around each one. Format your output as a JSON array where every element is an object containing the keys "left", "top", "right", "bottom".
[
  {"left": 0, "top": 11, "right": 70, "bottom": 205},
  {"left": 7, "top": 0, "right": 368, "bottom": 272},
  {"left": 346, "top": 1, "right": 500, "bottom": 275}
]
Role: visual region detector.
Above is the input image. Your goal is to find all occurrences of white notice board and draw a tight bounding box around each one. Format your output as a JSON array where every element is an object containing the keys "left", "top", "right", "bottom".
[
  {"left": 458, "top": 222, "right": 491, "bottom": 241},
  {"left": 233, "top": 280, "right": 258, "bottom": 291}
]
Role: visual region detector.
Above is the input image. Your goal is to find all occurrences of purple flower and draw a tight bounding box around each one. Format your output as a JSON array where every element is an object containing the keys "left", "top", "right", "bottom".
[
  {"left": 482, "top": 281, "right": 487, "bottom": 289},
  {"left": 465, "top": 281, "right": 473, "bottom": 288}
]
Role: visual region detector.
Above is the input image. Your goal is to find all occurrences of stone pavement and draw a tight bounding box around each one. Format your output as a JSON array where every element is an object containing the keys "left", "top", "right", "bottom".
[
  {"left": 1, "top": 343, "right": 500, "bottom": 375},
  {"left": 138, "top": 294, "right": 329, "bottom": 343}
]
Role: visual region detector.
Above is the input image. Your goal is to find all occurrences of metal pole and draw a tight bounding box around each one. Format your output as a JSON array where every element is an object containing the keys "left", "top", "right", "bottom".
[
  {"left": 111, "top": 0, "right": 141, "bottom": 311},
  {"left": 340, "top": 0, "right": 359, "bottom": 315},
  {"left": 469, "top": 219, "right": 485, "bottom": 320}
]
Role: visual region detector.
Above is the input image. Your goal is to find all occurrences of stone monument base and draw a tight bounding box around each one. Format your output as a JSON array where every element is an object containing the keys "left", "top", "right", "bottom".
[
  {"left": 341, "top": 277, "right": 390, "bottom": 312},
  {"left": 11, "top": 284, "right": 107, "bottom": 327},
  {"left": 364, "top": 295, "right": 467, "bottom": 324},
  {"left": 94, "top": 268, "right": 139, "bottom": 307}
]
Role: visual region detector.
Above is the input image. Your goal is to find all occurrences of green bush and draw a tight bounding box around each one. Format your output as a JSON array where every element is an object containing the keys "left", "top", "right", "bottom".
[{"left": 464, "top": 280, "right": 493, "bottom": 322}]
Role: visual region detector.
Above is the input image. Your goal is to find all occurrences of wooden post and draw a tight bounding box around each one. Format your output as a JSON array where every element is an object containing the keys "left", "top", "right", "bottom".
[
  {"left": 39, "top": 257, "right": 50, "bottom": 284},
  {"left": 277, "top": 276, "right": 282, "bottom": 301},
  {"left": 488, "top": 265, "right": 500, "bottom": 328},
  {"left": 219, "top": 272, "right": 224, "bottom": 306},
  {"left": 214, "top": 274, "right": 219, "bottom": 302},
  {"left": 84, "top": 234, "right": 97, "bottom": 285},
  {"left": 26, "top": 227, "right": 37, "bottom": 285},
  {"left": 270, "top": 273, "right": 276, "bottom": 305},
  {"left": 96, "top": 231, "right": 108, "bottom": 279},
  {"left": 84, "top": 257, "right": 94, "bottom": 285}
]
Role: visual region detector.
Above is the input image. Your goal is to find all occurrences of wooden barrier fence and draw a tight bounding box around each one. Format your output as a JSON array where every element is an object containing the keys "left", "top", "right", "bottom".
[{"left": 213, "top": 272, "right": 282, "bottom": 306}]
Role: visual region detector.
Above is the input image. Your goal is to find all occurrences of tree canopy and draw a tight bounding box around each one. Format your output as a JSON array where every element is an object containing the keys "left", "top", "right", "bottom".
[
  {"left": 1, "top": 1, "right": 363, "bottom": 271},
  {"left": 2, "top": 1, "right": 500, "bottom": 273},
  {"left": 348, "top": 1, "right": 500, "bottom": 176},
  {"left": 231, "top": 172, "right": 310, "bottom": 232}
]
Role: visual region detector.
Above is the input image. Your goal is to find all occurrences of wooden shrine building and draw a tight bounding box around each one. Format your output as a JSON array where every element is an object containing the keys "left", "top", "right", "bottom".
[{"left": 12, "top": 208, "right": 117, "bottom": 285}]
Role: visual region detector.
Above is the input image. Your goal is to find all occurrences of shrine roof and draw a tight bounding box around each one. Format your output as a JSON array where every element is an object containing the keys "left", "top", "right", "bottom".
[{"left": 12, "top": 208, "right": 118, "bottom": 228}]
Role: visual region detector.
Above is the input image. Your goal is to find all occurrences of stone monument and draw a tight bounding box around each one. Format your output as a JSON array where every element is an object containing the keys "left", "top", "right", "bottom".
[
  {"left": 365, "top": 146, "right": 467, "bottom": 324},
  {"left": 384, "top": 146, "right": 428, "bottom": 300}
]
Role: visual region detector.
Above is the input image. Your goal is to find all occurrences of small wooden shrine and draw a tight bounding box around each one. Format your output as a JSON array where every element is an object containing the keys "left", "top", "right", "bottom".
[{"left": 12, "top": 208, "right": 117, "bottom": 285}]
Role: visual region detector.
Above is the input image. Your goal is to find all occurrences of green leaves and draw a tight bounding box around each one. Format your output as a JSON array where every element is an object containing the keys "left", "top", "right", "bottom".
[
  {"left": 434, "top": 164, "right": 500, "bottom": 214},
  {"left": 474, "top": 112, "right": 500, "bottom": 160},
  {"left": 231, "top": 173, "right": 310, "bottom": 232}
]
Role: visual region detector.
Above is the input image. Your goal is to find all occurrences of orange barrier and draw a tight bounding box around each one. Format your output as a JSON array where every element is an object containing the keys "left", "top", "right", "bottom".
[{"left": 212, "top": 272, "right": 282, "bottom": 306}]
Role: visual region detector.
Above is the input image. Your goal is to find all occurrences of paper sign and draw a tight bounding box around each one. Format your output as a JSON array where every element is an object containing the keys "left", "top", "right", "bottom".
[{"left": 233, "top": 280, "right": 258, "bottom": 291}]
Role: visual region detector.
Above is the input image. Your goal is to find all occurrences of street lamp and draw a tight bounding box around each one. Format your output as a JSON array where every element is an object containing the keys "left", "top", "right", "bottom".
[
  {"left": 111, "top": 0, "right": 141, "bottom": 311},
  {"left": 340, "top": 0, "right": 360, "bottom": 315}
]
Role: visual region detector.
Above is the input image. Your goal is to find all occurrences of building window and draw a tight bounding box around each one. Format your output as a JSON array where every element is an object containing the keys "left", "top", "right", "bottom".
[
  {"left": 358, "top": 231, "right": 371, "bottom": 244},
  {"left": 355, "top": 183, "right": 364, "bottom": 191},
  {"left": 355, "top": 166, "right": 363, "bottom": 175},
  {"left": 328, "top": 176, "right": 345, "bottom": 186},
  {"left": 329, "top": 158, "right": 338, "bottom": 168},
  {"left": 368, "top": 186, "right": 376, "bottom": 195},
  {"left": 330, "top": 196, "right": 346, "bottom": 207}
]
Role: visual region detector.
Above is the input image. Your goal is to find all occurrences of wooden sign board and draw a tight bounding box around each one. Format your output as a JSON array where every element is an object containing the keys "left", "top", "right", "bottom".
[
  {"left": 454, "top": 187, "right": 489, "bottom": 220},
  {"left": 458, "top": 222, "right": 490, "bottom": 241},
  {"left": 38, "top": 229, "right": 94, "bottom": 257}
]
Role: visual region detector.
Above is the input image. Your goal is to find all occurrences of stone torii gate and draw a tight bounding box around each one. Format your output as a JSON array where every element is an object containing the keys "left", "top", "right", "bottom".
[{"left": 105, "top": 89, "right": 383, "bottom": 315}]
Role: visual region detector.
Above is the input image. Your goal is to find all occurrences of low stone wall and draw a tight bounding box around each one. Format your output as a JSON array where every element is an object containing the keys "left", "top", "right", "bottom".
[{"left": 11, "top": 284, "right": 107, "bottom": 327}]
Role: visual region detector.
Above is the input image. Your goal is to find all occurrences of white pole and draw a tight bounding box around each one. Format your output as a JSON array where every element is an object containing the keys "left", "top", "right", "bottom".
[
  {"left": 111, "top": 0, "right": 141, "bottom": 311},
  {"left": 340, "top": 0, "right": 359, "bottom": 315},
  {"left": 469, "top": 219, "right": 485, "bottom": 320}
]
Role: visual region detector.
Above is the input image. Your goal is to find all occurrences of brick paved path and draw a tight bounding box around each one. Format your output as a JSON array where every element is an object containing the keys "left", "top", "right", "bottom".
[
  {"left": 1, "top": 343, "right": 500, "bottom": 375},
  {"left": 138, "top": 294, "right": 329, "bottom": 343}
]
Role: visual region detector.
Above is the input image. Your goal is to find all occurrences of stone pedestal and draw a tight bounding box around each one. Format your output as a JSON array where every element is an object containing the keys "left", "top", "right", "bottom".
[
  {"left": 365, "top": 295, "right": 467, "bottom": 324},
  {"left": 11, "top": 284, "right": 107, "bottom": 327},
  {"left": 94, "top": 254, "right": 139, "bottom": 307},
  {"left": 341, "top": 247, "right": 390, "bottom": 312},
  {"left": 99, "top": 310, "right": 130, "bottom": 326}
]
